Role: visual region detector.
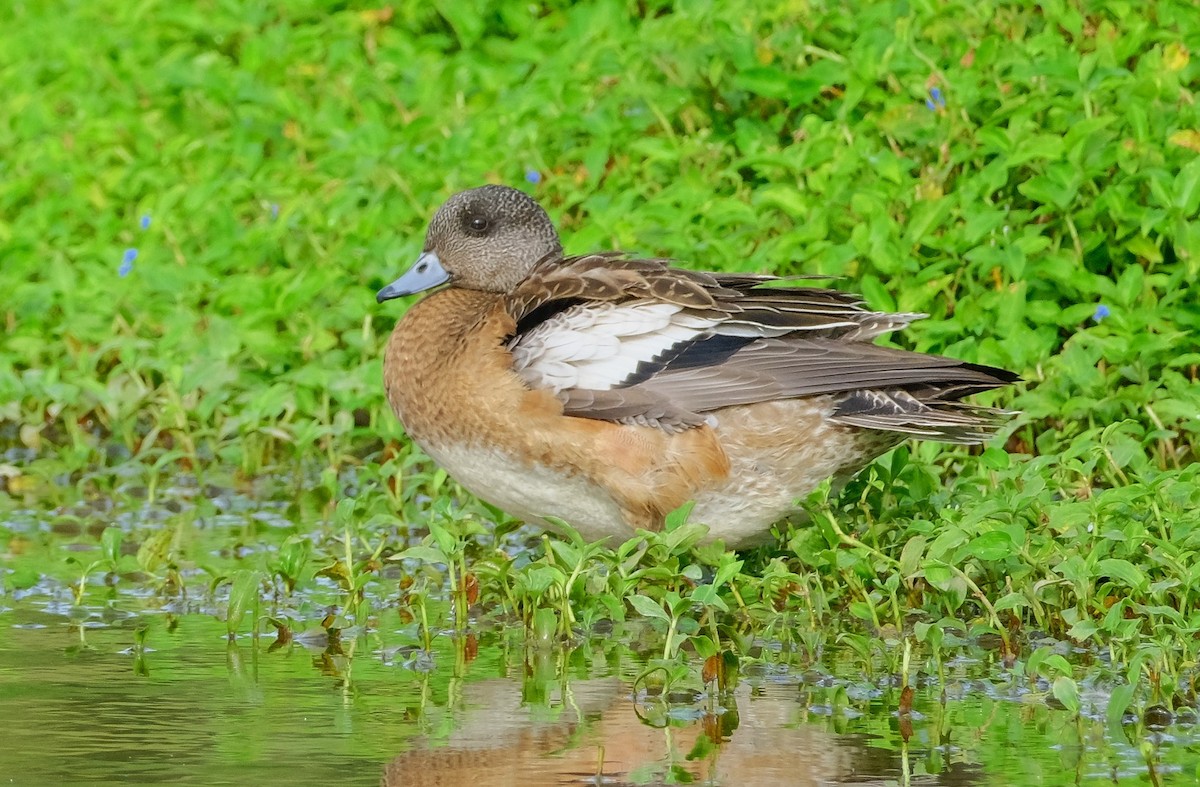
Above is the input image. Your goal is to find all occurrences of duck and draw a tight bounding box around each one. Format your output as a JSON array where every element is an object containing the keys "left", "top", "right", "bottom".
[{"left": 377, "top": 185, "right": 1018, "bottom": 548}]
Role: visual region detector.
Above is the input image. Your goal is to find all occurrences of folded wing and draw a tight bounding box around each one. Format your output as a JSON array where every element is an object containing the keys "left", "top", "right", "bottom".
[{"left": 505, "top": 255, "right": 1018, "bottom": 441}]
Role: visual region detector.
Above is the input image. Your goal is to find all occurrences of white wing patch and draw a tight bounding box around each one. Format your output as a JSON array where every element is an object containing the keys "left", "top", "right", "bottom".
[{"left": 510, "top": 301, "right": 717, "bottom": 392}]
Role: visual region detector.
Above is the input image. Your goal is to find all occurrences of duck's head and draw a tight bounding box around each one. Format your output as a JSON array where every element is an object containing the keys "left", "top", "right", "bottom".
[{"left": 377, "top": 185, "right": 562, "bottom": 302}]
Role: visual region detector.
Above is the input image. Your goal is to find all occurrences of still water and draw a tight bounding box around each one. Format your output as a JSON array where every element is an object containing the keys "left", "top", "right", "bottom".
[
  {"left": 1, "top": 471, "right": 1197, "bottom": 786},
  {"left": 2, "top": 598, "right": 1198, "bottom": 786}
]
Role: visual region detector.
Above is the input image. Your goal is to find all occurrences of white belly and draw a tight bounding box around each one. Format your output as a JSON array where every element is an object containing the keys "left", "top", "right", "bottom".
[{"left": 421, "top": 443, "right": 634, "bottom": 542}]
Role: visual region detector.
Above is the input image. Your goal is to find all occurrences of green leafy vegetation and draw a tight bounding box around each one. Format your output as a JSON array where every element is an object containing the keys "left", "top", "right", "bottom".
[{"left": 2, "top": 1, "right": 1200, "bottom": 781}]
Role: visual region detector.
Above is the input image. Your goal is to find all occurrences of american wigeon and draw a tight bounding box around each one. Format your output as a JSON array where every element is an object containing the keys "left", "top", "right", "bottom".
[{"left": 377, "top": 185, "right": 1017, "bottom": 547}]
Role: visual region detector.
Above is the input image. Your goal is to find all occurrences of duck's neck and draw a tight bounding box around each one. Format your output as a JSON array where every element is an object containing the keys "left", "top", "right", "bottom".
[
  {"left": 382, "top": 287, "right": 515, "bottom": 443},
  {"left": 404, "top": 288, "right": 505, "bottom": 346}
]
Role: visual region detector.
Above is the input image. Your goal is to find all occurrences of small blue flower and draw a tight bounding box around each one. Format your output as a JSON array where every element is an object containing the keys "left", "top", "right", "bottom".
[
  {"left": 930, "top": 86, "right": 944, "bottom": 106},
  {"left": 525, "top": 170, "right": 541, "bottom": 185},
  {"left": 119, "top": 248, "right": 138, "bottom": 277},
  {"left": 1092, "top": 304, "right": 1110, "bottom": 322},
  {"left": 139, "top": 213, "right": 151, "bottom": 230},
  {"left": 925, "top": 97, "right": 937, "bottom": 111},
  {"left": 270, "top": 203, "right": 280, "bottom": 219}
]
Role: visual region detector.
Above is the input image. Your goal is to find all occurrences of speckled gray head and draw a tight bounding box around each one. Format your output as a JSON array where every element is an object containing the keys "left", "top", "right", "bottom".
[{"left": 377, "top": 185, "right": 563, "bottom": 302}]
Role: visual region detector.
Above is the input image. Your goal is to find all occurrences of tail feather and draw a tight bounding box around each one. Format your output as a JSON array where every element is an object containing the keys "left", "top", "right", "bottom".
[{"left": 831, "top": 388, "right": 1015, "bottom": 445}]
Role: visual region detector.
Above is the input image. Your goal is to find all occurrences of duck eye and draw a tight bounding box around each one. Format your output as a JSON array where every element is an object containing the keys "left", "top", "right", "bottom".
[{"left": 468, "top": 216, "right": 490, "bottom": 233}]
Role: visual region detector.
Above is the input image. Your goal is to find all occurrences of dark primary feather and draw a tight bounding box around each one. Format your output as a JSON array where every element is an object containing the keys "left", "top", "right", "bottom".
[
  {"left": 831, "top": 389, "right": 1014, "bottom": 444},
  {"left": 505, "top": 253, "right": 1018, "bottom": 442}
]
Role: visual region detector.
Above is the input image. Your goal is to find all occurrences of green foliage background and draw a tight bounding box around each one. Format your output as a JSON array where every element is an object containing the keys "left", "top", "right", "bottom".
[{"left": 2, "top": 0, "right": 1200, "bottom": 688}]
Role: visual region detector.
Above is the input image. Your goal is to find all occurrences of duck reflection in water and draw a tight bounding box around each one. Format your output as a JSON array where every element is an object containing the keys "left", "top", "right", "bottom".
[{"left": 380, "top": 676, "right": 983, "bottom": 786}]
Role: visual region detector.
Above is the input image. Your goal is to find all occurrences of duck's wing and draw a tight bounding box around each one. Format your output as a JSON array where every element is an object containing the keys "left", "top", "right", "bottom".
[
  {"left": 505, "top": 255, "right": 1018, "bottom": 440},
  {"left": 508, "top": 254, "right": 917, "bottom": 339}
]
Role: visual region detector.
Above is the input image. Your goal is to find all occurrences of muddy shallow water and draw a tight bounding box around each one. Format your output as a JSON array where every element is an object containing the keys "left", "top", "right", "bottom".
[
  {"left": 2, "top": 471, "right": 1198, "bottom": 786},
  {"left": 2, "top": 599, "right": 1197, "bottom": 786}
]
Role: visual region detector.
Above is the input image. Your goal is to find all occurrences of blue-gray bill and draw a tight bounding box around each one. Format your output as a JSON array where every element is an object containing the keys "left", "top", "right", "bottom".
[{"left": 377, "top": 251, "right": 450, "bottom": 302}]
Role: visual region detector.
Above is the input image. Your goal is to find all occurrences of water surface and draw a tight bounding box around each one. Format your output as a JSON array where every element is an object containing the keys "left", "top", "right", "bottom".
[
  {"left": 3, "top": 600, "right": 1197, "bottom": 786},
  {"left": 2, "top": 473, "right": 1197, "bottom": 786}
]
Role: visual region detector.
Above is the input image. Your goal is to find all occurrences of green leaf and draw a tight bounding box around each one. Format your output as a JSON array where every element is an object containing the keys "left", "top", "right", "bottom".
[
  {"left": 226, "top": 570, "right": 261, "bottom": 636},
  {"left": 848, "top": 601, "right": 875, "bottom": 621},
  {"left": 274, "top": 535, "right": 311, "bottom": 583},
  {"left": 927, "top": 526, "right": 968, "bottom": 560},
  {"left": 1096, "top": 558, "right": 1148, "bottom": 591},
  {"left": 542, "top": 516, "right": 586, "bottom": 544},
  {"left": 6, "top": 565, "right": 39, "bottom": 591},
  {"left": 394, "top": 546, "right": 449, "bottom": 565},
  {"left": 661, "top": 522, "right": 709, "bottom": 553},
  {"left": 1054, "top": 554, "right": 1092, "bottom": 585},
  {"left": 924, "top": 563, "right": 955, "bottom": 590},
  {"left": 1173, "top": 157, "right": 1200, "bottom": 215},
  {"left": 712, "top": 556, "right": 744, "bottom": 588},
  {"left": 628, "top": 594, "right": 671, "bottom": 622},
  {"left": 859, "top": 275, "right": 896, "bottom": 312},
  {"left": 665, "top": 590, "right": 690, "bottom": 617},
  {"left": 433, "top": 0, "right": 484, "bottom": 48},
  {"left": 1114, "top": 264, "right": 1145, "bottom": 306},
  {"left": 428, "top": 519, "right": 457, "bottom": 557},
  {"left": 734, "top": 66, "right": 793, "bottom": 99},
  {"left": 923, "top": 563, "right": 968, "bottom": 609},
  {"left": 663, "top": 500, "right": 696, "bottom": 532},
  {"left": 913, "top": 621, "right": 943, "bottom": 651},
  {"left": 100, "top": 527, "right": 123, "bottom": 566},
  {"left": 1041, "top": 654, "right": 1074, "bottom": 679},
  {"left": 904, "top": 197, "right": 951, "bottom": 246},
  {"left": 520, "top": 565, "right": 563, "bottom": 595},
  {"left": 979, "top": 447, "right": 1011, "bottom": 470},
  {"left": 137, "top": 528, "right": 173, "bottom": 575},
  {"left": 898, "top": 536, "right": 926, "bottom": 577},
  {"left": 1026, "top": 645, "right": 1052, "bottom": 676},
  {"left": 964, "top": 530, "right": 1015, "bottom": 562},
  {"left": 733, "top": 61, "right": 838, "bottom": 103},
  {"left": 549, "top": 540, "right": 581, "bottom": 569},
  {"left": 993, "top": 591, "right": 1030, "bottom": 612},
  {"left": 1067, "top": 619, "right": 1099, "bottom": 641},
  {"left": 1006, "top": 134, "right": 1065, "bottom": 166},
  {"left": 690, "top": 584, "right": 729, "bottom": 612},
  {"left": 333, "top": 497, "right": 356, "bottom": 526},
  {"left": 1017, "top": 164, "right": 1081, "bottom": 209},
  {"left": 1124, "top": 234, "right": 1162, "bottom": 263},
  {"left": 1052, "top": 676, "right": 1080, "bottom": 715},
  {"left": 1106, "top": 683, "right": 1136, "bottom": 726}
]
